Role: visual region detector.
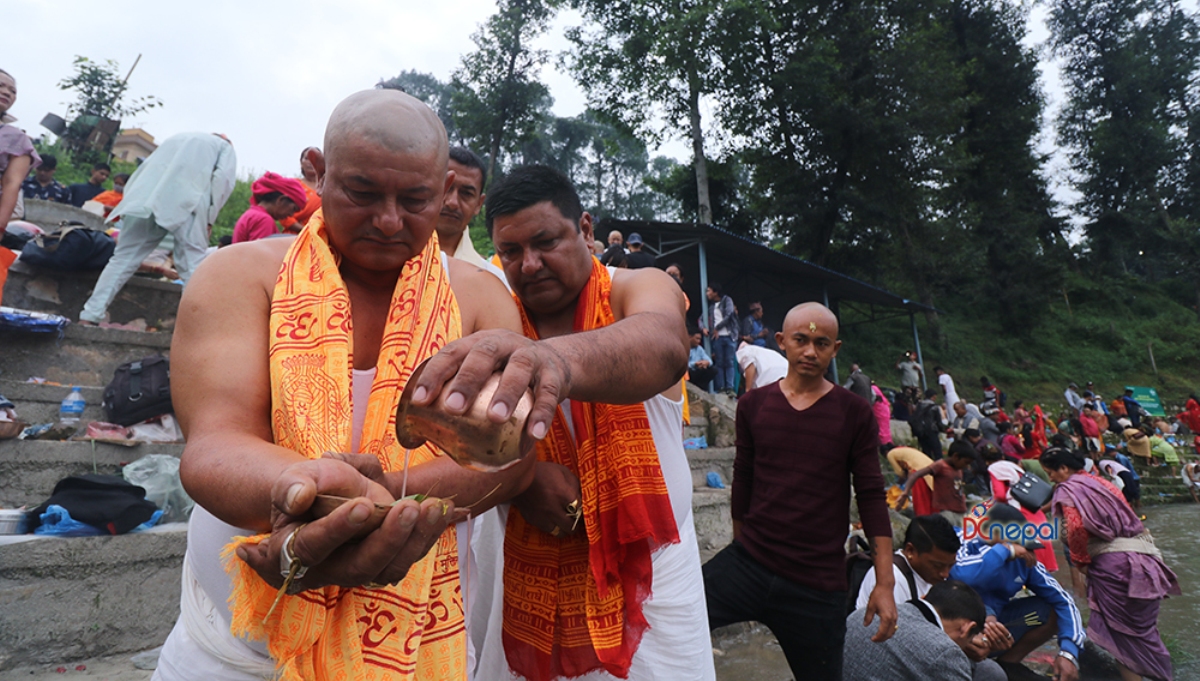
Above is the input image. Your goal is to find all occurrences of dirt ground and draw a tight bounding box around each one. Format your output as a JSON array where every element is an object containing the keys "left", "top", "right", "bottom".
[{"left": 0, "top": 652, "right": 154, "bottom": 681}]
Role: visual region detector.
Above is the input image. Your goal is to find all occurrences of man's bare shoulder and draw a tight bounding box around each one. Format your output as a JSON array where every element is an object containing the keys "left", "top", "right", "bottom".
[
  {"left": 609, "top": 266, "right": 686, "bottom": 320},
  {"left": 447, "top": 257, "right": 519, "bottom": 334},
  {"left": 189, "top": 237, "right": 296, "bottom": 301}
]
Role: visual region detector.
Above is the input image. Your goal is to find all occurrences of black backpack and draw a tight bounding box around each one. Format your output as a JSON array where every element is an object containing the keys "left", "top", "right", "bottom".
[
  {"left": 908, "top": 402, "right": 937, "bottom": 438},
  {"left": 27, "top": 474, "right": 158, "bottom": 535},
  {"left": 846, "top": 537, "right": 920, "bottom": 614},
  {"left": 103, "top": 355, "right": 173, "bottom": 426},
  {"left": 19, "top": 225, "right": 115, "bottom": 271}
]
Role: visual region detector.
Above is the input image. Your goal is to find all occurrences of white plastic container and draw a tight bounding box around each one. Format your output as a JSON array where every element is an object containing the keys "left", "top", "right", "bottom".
[
  {"left": 0, "top": 509, "right": 27, "bottom": 535},
  {"left": 59, "top": 386, "right": 86, "bottom": 424}
]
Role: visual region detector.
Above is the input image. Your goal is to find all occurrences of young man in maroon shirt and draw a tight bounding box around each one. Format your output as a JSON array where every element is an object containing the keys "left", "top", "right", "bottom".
[{"left": 703, "top": 302, "right": 898, "bottom": 680}]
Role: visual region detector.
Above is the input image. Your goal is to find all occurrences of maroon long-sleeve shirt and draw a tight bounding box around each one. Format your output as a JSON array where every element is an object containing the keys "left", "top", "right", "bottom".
[{"left": 732, "top": 383, "right": 891, "bottom": 592}]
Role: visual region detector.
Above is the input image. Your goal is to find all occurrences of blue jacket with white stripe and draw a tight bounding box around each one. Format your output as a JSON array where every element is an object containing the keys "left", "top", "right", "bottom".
[{"left": 950, "top": 539, "right": 1084, "bottom": 658}]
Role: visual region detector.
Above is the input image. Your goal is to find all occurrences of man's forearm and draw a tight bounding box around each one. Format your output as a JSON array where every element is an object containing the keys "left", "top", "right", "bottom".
[
  {"left": 544, "top": 311, "right": 687, "bottom": 404},
  {"left": 179, "top": 432, "right": 310, "bottom": 531},
  {"left": 870, "top": 536, "right": 896, "bottom": 586}
]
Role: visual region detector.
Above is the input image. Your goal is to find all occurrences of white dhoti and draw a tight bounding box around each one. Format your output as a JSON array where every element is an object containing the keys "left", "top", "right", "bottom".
[{"left": 466, "top": 393, "right": 716, "bottom": 681}]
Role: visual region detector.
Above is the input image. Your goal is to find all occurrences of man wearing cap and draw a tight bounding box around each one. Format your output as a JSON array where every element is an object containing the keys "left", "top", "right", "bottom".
[
  {"left": 79, "top": 131, "right": 237, "bottom": 325},
  {"left": 625, "top": 231, "right": 656, "bottom": 268},
  {"left": 231, "top": 172, "right": 306, "bottom": 243}
]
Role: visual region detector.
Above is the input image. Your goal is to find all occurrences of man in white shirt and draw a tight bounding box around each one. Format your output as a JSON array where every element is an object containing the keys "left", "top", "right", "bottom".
[
  {"left": 80, "top": 132, "right": 237, "bottom": 324},
  {"left": 736, "top": 341, "right": 788, "bottom": 391},
  {"left": 855, "top": 514, "right": 958, "bottom": 609},
  {"left": 436, "top": 146, "right": 505, "bottom": 281},
  {"left": 855, "top": 515, "right": 1007, "bottom": 681},
  {"left": 936, "top": 366, "right": 960, "bottom": 413}
]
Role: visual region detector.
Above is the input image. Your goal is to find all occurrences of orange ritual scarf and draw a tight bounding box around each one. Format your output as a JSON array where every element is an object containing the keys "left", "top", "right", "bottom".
[
  {"left": 222, "top": 211, "right": 467, "bottom": 681},
  {"left": 502, "top": 257, "right": 680, "bottom": 681}
]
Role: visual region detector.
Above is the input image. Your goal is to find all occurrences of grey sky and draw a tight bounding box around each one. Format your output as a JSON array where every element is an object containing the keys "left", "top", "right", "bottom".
[
  {"left": 5, "top": 0, "right": 590, "bottom": 179},
  {"left": 5, "top": 0, "right": 1194, "bottom": 226}
]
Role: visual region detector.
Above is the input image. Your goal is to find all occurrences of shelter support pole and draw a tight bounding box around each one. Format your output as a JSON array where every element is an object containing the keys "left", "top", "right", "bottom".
[
  {"left": 698, "top": 239, "right": 713, "bottom": 391},
  {"left": 910, "top": 312, "right": 927, "bottom": 391},
  {"left": 824, "top": 286, "right": 838, "bottom": 385}
]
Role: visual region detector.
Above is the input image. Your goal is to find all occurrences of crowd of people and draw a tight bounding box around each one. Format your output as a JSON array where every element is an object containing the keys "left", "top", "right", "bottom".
[{"left": 1, "top": 65, "right": 1190, "bottom": 681}]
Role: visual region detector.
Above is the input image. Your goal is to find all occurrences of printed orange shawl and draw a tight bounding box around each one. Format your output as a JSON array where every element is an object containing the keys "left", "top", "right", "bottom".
[
  {"left": 502, "top": 257, "right": 680, "bottom": 680},
  {"left": 222, "top": 211, "right": 467, "bottom": 681}
]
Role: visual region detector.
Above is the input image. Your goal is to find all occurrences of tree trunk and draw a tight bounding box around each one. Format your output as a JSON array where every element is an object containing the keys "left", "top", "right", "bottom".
[
  {"left": 487, "top": 0, "right": 527, "bottom": 183},
  {"left": 687, "top": 69, "right": 712, "bottom": 226}
]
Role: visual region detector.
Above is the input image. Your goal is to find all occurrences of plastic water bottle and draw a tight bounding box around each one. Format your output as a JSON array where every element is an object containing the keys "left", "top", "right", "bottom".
[{"left": 59, "top": 386, "right": 85, "bottom": 424}]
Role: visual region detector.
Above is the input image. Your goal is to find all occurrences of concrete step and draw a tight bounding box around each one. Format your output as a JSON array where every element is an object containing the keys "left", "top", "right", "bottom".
[
  {"left": 0, "top": 524, "right": 186, "bottom": 671},
  {"left": 1, "top": 323, "right": 172, "bottom": 390},
  {"left": 3, "top": 259, "right": 182, "bottom": 327},
  {"left": 692, "top": 487, "right": 732, "bottom": 557},
  {"left": 687, "top": 446, "right": 735, "bottom": 489},
  {"left": 1, "top": 381, "right": 107, "bottom": 426},
  {"left": 682, "top": 423, "right": 707, "bottom": 442},
  {"left": 0, "top": 439, "right": 184, "bottom": 509}
]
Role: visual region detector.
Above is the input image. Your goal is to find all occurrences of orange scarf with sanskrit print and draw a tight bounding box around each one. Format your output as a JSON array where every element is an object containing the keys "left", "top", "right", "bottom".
[
  {"left": 222, "top": 210, "right": 467, "bottom": 681},
  {"left": 502, "top": 257, "right": 680, "bottom": 681}
]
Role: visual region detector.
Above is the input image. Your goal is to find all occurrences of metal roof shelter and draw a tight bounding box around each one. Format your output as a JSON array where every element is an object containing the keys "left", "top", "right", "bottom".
[{"left": 600, "top": 219, "right": 937, "bottom": 386}]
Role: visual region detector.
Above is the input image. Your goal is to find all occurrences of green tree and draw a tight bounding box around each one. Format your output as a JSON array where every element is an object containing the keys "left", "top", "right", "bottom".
[
  {"left": 1048, "top": 0, "right": 1200, "bottom": 274},
  {"left": 377, "top": 70, "right": 462, "bottom": 143},
  {"left": 567, "top": 0, "right": 719, "bottom": 224},
  {"left": 58, "top": 56, "right": 162, "bottom": 119},
  {"left": 711, "top": 0, "right": 971, "bottom": 342},
  {"left": 451, "top": 0, "right": 558, "bottom": 182},
  {"left": 518, "top": 110, "right": 678, "bottom": 220},
  {"left": 944, "top": 0, "right": 1070, "bottom": 330}
]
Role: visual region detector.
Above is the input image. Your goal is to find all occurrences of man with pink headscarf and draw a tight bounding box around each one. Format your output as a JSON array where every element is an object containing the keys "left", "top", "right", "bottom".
[{"left": 232, "top": 172, "right": 306, "bottom": 243}]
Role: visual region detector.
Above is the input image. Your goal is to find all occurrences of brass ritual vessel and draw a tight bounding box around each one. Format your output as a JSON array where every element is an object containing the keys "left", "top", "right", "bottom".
[{"left": 395, "top": 358, "right": 534, "bottom": 472}]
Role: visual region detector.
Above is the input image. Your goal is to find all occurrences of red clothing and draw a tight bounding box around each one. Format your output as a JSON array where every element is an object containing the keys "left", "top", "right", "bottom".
[
  {"left": 990, "top": 472, "right": 1059, "bottom": 571},
  {"left": 281, "top": 182, "right": 321, "bottom": 231},
  {"left": 232, "top": 204, "right": 280, "bottom": 243},
  {"left": 733, "top": 383, "right": 890, "bottom": 592},
  {"left": 1177, "top": 399, "right": 1200, "bottom": 433},
  {"left": 911, "top": 477, "right": 933, "bottom": 515},
  {"left": 929, "top": 459, "right": 966, "bottom": 513}
]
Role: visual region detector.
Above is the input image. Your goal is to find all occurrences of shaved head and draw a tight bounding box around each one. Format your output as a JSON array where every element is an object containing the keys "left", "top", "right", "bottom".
[
  {"left": 324, "top": 89, "right": 448, "bottom": 169},
  {"left": 313, "top": 89, "right": 456, "bottom": 278},
  {"left": 777, "top": 302, "right": 841, "bottom": 382},
  {"left": 782, "top": 302, "right": 839, "bottom": 339}
]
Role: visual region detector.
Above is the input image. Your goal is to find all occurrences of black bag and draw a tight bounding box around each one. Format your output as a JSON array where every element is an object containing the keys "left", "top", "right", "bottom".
[
  {"left": 103, "top": 355, "right": 173, "bottom": 426},
  {"left": 1011, "top": 471, "right": 1054, "bottom": 511},
  {"left": 909, "top": 402, "right": 940, "bottom": 438},
  {"left": 27, "top": 474, "right": 158, "bottom": 535},
  {"left": 19, "top": 224, "right": 115, "bottom": 271},
  {"left": 846, "top": 539, "right": 919, "bottom": 613}
]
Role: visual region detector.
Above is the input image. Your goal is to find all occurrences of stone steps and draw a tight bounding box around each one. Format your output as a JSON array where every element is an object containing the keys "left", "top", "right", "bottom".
[
  {"left": 692, "top": 487, "right": 732, "bottom": 560},
  {"left": 0, "top": 323, "right": 172, "bottom": 391},
  {"left": 0, "top": 524, "right": 186, "bottom": 671},
  {"left": 0, "top": 439, "right": 184, "bottom": 509},
  {"left": 3, "top": 259, "right": 182, "bottom": 328},
  {"left": 688, "top": 446, "right": 735, "bottom": 489}
]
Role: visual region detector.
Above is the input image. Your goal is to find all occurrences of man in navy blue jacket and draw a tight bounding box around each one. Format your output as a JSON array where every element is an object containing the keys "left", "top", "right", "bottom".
[{"left": 950, "top": 505, "right": 1083, "bottom": 681}]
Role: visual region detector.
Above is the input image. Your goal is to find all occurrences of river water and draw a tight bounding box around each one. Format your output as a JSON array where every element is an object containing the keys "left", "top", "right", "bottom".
[{"left": 714, "top": 503, "right": 1200, "bottom": 680}]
